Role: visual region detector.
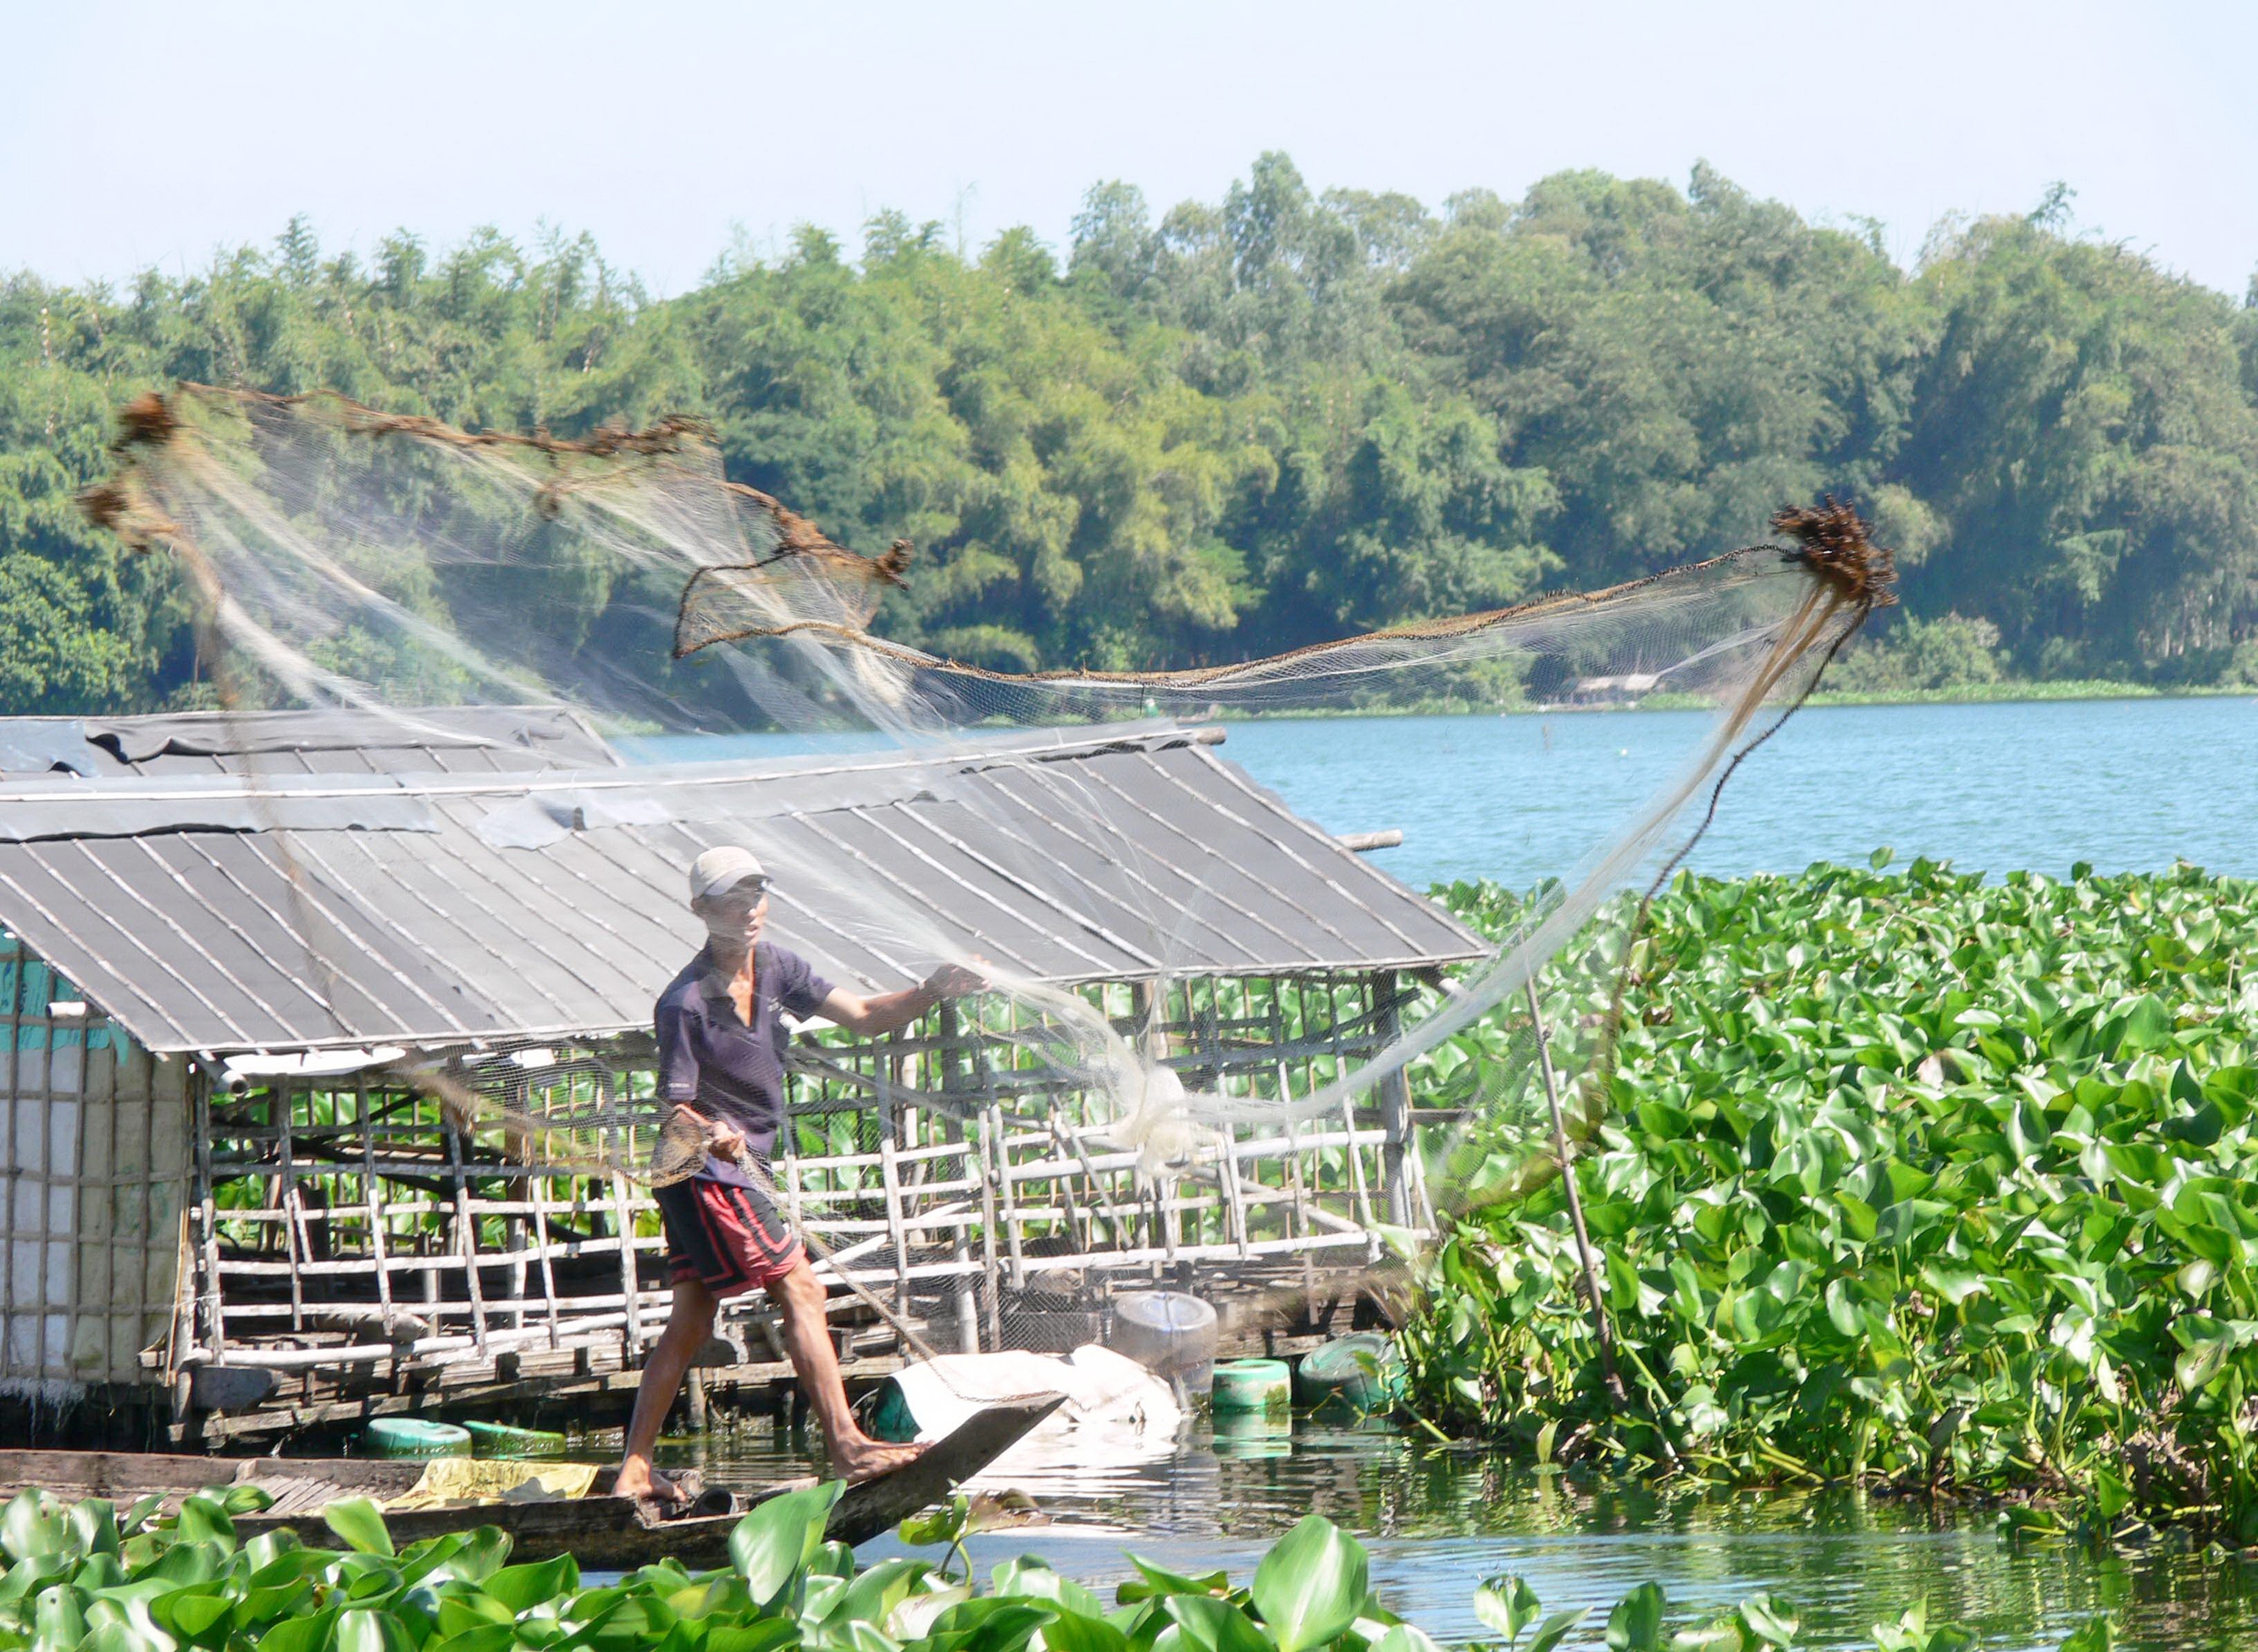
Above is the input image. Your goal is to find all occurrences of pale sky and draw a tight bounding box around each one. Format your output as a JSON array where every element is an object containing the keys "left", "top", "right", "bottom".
[{"left": 5, "top": 0, "right": 2254, "bottom": 299}]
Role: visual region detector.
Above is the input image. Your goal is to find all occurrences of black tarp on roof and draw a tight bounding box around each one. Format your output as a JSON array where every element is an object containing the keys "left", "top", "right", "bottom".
[{"left": 0, "top": 723, "right": 1483, "bottom": 1054}]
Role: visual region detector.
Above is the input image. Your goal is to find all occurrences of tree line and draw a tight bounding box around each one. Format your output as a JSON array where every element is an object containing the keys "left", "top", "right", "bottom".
[{"left": 3, "top": 157, "right": 2255, "bottom": 715}]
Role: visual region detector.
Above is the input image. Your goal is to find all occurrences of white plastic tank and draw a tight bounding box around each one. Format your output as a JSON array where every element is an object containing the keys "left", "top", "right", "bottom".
[{"left": 1107, "top": 1290, "right": 1219, "bottom": 1396}]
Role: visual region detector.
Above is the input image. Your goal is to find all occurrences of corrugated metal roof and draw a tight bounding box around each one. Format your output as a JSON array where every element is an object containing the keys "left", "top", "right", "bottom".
[
  {"left": 0, "top": 723, "right": 1485, "bottom": 1055},
  {"left": 0, "top": 706, "right": 619, "bottom": 777}
]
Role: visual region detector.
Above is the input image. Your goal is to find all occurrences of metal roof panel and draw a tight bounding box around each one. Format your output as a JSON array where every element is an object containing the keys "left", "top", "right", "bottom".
[{"left": 0, "top": 722, "right": 1487, "bottom": 1053}]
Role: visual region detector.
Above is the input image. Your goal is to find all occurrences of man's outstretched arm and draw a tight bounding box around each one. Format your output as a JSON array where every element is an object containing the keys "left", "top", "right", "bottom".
[{"left": 819, "top": 961, "right": 985, "bottom": 1038}]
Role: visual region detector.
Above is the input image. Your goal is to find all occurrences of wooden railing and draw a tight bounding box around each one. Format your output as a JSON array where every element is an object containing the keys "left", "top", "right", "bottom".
[{"left": 176, "top": 971, "right": 1436, "bottom": 1425}]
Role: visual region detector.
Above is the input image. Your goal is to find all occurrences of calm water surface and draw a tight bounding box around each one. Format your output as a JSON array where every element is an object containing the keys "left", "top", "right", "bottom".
[
  {"left": 1218, "top": 696, "right": 2258, "bottom": 891},
  {"left": 625, "top": 696, "right": 2258, "bottom": 892},
  {"left": 651, "top": 1415, "right": 2255, "bottom": 1652}
]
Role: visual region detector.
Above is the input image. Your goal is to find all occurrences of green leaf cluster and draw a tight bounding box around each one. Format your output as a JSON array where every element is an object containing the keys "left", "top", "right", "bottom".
[
  {"left": 0, "top": 1480, "right": 2098, "bottom": 1652},
  {"left": 1404, "top": 860, "right": 2258, "bottom": 1537},
  {"left": 6, "top": 161, "right": 2258, "bottom": 714}
]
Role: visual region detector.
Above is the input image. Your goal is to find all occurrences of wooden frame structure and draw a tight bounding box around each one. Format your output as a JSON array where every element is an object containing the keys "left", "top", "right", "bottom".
[
  {"left": 171, "top": 968, "right": 1434, "bottom": 1440},
  {"left": 0, "top": 938, "right": 187, "bottom": 1403},
  {"left": 0, "top": 710, "right": 1483, "bottom": 1442}
]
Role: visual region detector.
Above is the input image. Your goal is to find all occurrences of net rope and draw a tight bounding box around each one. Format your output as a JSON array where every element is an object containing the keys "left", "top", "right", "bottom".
[{"left": 89, "top": 385, "right": 1894, "bottom": 1418}]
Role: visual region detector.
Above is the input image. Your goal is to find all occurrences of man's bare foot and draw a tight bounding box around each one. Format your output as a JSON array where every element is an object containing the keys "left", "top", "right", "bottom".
[
  {"left": 614, "top": 1461, "right": 690, "bottom": 1510},
  {"left": 829, "top": 1433, "right": 930, "bottom": 1484}
]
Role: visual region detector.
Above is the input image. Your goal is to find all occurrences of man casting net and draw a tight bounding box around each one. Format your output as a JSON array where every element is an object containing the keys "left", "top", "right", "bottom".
[{"left": 85, "top": 384, "right": 1891, "bottom": 1484}]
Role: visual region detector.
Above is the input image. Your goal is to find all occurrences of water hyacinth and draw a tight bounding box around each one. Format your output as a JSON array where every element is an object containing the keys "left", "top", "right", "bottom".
[
  {"left": 1402, "top": 859, "right": 2258, "bottom": 1537},
  {"left": 0, "top": 1480, "right": 2110, "bottom": 1652}
]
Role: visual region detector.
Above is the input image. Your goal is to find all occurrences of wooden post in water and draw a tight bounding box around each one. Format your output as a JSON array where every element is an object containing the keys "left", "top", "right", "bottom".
[
  {"left": 940, "top": 999, "right": 1006, "bottom": 1349},
  {"left": 1130, "top": 980, "right": 1167, "bottom": 1279},
  {"left": 1372, "top": 973, "right": 1416, "bottom": 1228},
  {"left": 191, "top": 1076, "right": 227, "bottom": 1371},
  {"left": 876, "top": 1057, "right": 912, "bottom": 1345}
]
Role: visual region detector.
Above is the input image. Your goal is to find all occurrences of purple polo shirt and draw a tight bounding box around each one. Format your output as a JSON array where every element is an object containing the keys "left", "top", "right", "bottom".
[{"left": 655, "top": 941, "right": 834, "bottom": 1182}]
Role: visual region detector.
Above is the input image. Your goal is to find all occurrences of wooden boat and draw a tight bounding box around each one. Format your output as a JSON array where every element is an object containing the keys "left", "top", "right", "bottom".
[{"left": 0, "top": 1397, "right": 1061, "bottom": 1570}]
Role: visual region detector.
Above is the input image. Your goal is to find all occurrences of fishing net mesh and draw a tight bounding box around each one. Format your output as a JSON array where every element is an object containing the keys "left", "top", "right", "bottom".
[{"left": 87, "top": 384, "right": 1891, "bottom": 1417}]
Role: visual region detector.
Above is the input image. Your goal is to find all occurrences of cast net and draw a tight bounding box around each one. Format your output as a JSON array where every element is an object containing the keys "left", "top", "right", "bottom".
[{"left": 85, "top": 385, "right": 1891, "bottom": 1437}]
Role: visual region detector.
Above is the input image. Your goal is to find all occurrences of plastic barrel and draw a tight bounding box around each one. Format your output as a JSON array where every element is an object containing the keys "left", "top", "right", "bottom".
[
  {"left": 365, "top": 1417, "right": 472, "bottom": 1458},
  {"left": 1209, "top": 1357, "right": 1292, "bottom": 1416},
  {"left": 463, "top": 1419, "right": 568, "bottom": 1459},
  {"left": 865, "top": 1378, "right": 921, "bottom": 1444},
  {"left": 1294, "top": 1333, "right": 1404, "bottom": 1412},
  {"left": 1109, "top": 1291, "right": 1220, "bottom": 1395},
  {"left": 1210, "top": 1409, "right": 1294, "bottom": 1460}
]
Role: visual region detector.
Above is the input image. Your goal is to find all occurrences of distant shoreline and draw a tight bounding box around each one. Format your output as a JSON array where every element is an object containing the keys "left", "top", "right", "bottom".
[
  {"left": 535, "top": 681, "right": 2258, "bottom": 745},
  {"left": 1639, "top": 679, "right": 2249, "bottom": 712},
  {"left": 1198, "top": 681, "right": 2252, "bottom": 721}
]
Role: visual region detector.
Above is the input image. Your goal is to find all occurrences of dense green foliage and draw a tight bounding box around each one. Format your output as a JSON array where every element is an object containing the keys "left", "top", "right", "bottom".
[
  {"left": 4, "top": 162, "right": 2256, "bottom": 714},
  {"left": 0, "top": 1474, "right": 2101, "bottom": 1652},
  {"left": 1402, "top": 862, "right": 2258, "bottom": 1537},
  {"left": 1821, "top": 615, "right": 2006, "bottom": 696}
]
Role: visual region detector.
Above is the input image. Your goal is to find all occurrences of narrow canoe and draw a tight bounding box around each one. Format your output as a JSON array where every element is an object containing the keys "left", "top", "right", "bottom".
[{"left": 0, "top": 1397, "right": 1062, "bottom": 1570}]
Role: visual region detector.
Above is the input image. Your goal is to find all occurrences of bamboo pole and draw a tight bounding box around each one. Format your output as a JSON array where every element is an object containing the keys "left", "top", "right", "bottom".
[
  {"left": 140, "top": 1043, "right": 166, "bottom": 1391},
  {"left": 2, "top": 943, "right": 21, "bottom": 1383},
  {"left": 192, "top": 1077, "right": 227, "bottom": 1372},
  {"left": 1371, "top": 972, "right": 1416, "bottom": 1227},
  {"left": 605, "top": 1172, "right": 639, "bottom": 1361},
  {"left": 780, "top": 1107, "right": 804, "bottom": 1238},
  {"left": 978, "top": 1107, "right": 1006, "bottom": 1347},
  {"left": 275, "top": 1089, "right": 307, "bottom": 1334},
  {"left": 937, "top": 1003, "right": 1002, "bottom": 1348},
  {"left": 1337, "top": 1092, "right": 1377, "bottom": 1237},
  {"left": 877, "top": 1072, "right": 911, "bottom": 1334},
  {"left": 991, "top": 1105, "right": 1028, "bottom": 1291},
  {"left": 934, "top": 1058, "right": 983, "bottom": 1351},
  {"left": 1282, "top": 1073, "right": 1316, "bottom": 1302},
  {"left": 34, "top": 990, "right": 56, "bottom": 1385},
  {"left": 950, "top": 1222, "right": 978, "bottom": 1354},
  {"left": 355, "top": 1077, "right": 397, "bottom": 1335},
  {"left": 64, "top": 998, "right": 92, "bottom": 1387},
  {"left": 1222, "top": 1113, "right": 1253, "bottom": 1258},
  {"left": 445, "top": 1116, "right": 492, "bottom": 1356},
  {"left": 1523, "top": 977, "right": 1628, "bottom": 1410},
  {"left": 527, "top": 1175, "right": 564, "bottom": 1349}
]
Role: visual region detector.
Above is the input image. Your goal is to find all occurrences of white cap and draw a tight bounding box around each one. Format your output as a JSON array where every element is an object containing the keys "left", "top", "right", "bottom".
[{"left": 687, "top": 845, "right": 768, "bottom": 906}]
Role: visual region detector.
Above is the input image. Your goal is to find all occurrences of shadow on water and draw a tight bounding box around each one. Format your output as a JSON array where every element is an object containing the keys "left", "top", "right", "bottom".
[{"left": 654, "top": 1412, "right": 2258, "bottom": 1652}]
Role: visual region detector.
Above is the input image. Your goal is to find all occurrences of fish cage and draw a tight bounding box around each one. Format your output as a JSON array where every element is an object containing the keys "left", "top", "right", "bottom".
[
  {"left": 177, "top": 968, "right": 1433, "bottom": 1441},
  {"left": 0, "top": 938, "right": 189, "bottom": 1407},
  {"left": 0, "top": 711, "right": 1483, "bottom": 1444}
]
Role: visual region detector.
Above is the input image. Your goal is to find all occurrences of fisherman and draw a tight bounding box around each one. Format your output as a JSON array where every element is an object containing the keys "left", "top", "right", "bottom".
[{"left": 615, "top": 845, "right": 986, "bottom": 1504}]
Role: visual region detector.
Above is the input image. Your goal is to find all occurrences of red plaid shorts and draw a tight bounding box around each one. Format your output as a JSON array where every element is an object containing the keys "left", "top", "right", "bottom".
[{"left": 654, "top": 1174, "right": 804, "bottom": 1299}]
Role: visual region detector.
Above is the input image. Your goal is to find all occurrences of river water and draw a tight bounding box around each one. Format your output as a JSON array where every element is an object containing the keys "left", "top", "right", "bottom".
[
  {"left": 661, "top": 1413, "right": 2256, "bottom": 1652},
  {"left": 625, "top": 695, "right": 2258, "bottom": 893},
  {"left": 1217, "top": 695, "right": 2258, "bottom": 892},
  {"left": 627, "top": 695, "right": 2258, "bottom": 1647}
]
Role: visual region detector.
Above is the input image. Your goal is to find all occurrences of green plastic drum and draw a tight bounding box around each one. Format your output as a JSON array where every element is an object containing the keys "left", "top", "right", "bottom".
[
  {"left": 1210, "top": 1357, "right": 1292, "bottom": 1416},
  {"left": 364, "top": 1417, "right": 472, "bottom": 1458},
  {"left": 1295, "top": 1333, "right": 1404, "bottom": 1411},
  {"left": 1210, "top": 1409, "right": 1294, "bottom": 1460},
  {"left": 865, "top": 1378, "right": 921, "bottom": 1444},
  {"left": 463, "top": 1419, "right": 568, "bottom": 1459}
]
